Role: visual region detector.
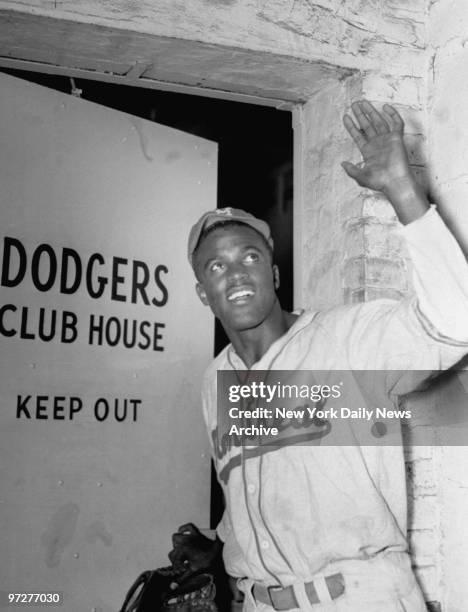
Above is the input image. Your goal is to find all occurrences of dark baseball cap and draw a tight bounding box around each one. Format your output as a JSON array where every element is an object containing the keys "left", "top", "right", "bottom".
[{"left": 187, "top": 207, "right": 273, "bottom": 265}]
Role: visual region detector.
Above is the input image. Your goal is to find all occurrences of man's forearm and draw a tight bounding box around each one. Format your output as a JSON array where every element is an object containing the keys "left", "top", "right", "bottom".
[{"left": 383, "top": 175, "right": 430, "bottom": 225}]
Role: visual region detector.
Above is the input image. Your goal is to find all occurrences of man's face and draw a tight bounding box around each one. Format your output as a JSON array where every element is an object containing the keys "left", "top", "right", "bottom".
[{"left": 193, "top": 224, "right": 279, "bottom": 334}]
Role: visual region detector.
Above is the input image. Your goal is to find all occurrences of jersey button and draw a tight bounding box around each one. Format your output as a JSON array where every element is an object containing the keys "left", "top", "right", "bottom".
[
  {"left": 247, "top": 483, "right": 256, "bottom": 494},
  {"left": 260, "top": 540, "right": 269, "bottom": 549}
]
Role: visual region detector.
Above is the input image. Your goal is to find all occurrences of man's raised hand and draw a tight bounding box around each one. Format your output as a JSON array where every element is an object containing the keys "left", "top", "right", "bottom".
[
  {"left": 342, "top": 100, "right": 412, "bottom": 192},
  {"left": 342, "top": 100, "right": 429, "bottom": 224}
]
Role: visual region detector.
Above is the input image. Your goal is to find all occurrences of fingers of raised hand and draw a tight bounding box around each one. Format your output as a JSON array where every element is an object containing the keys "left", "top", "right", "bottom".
[
  {"left": 360, "top": 100, "right": 392, "bottom": 135},
  {"left": 343, "top": 114, "right": 367, "bottom": 150},
  {"left": 350, "top": 100, "right": 404, "bottom": 135},
  {"left": 351, "top": 101, "right": 381, "bottom": 138},
  {"left": 343, "top": 100, "right": 405, "bottom": 152},
  {"left": 382, "top": 103, "right": 404, "bottom": 133}
]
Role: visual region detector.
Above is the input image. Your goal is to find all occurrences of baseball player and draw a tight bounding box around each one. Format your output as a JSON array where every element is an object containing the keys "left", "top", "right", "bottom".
[{"left": 169, "top": 100, "right": 468, "bottom": 611}]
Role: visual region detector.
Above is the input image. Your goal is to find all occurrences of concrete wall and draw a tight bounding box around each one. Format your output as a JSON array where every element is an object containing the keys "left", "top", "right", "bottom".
[{"left": 427, "top": 2, "right": 468, "bottom": 610}]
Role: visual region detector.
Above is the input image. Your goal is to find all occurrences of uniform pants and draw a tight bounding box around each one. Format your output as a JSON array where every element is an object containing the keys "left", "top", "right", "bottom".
[{"left": 238, "top": 552, "right": 428, "bottom": 612}]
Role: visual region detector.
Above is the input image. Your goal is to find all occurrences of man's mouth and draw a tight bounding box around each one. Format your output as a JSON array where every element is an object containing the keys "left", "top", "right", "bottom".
[{"left": 227, "top": 288, "right": 255, "bottom": 303}]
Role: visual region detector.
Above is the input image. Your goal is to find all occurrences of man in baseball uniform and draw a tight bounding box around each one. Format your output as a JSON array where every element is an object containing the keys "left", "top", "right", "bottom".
[{"left": 169, "top": 100, "right": 468, "bottom": 611}]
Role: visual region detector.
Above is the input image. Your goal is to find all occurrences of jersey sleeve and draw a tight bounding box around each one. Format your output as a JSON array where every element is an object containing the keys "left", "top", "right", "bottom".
[
  {"left": 399, "top": 205, "right": 468, "bottom": 344},
  {"left": 336, "top": 207, "right": 468, "bottom": 391}
]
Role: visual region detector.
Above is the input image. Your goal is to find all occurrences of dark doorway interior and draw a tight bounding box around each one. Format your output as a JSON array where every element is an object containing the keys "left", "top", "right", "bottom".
[{"left": 1, "top": 68, "right": 293, "bottom": 530}]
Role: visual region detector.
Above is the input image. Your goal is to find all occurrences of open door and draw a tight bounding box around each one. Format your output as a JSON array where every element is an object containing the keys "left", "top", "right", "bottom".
[{"left": 0, "top": 72, "right": 216, "bottom": 612}]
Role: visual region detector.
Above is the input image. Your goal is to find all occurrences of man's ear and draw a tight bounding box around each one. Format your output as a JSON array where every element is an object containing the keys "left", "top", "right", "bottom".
[
  {"left": 196, "top": 282, "right": 209, "bottom": 306},
  {"left": 273, "top": 265, "right": 280, "bottom": 290}
]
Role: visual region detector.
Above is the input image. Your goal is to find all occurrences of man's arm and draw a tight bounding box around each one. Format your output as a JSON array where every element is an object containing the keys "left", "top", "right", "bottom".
[
  {"left": 336, "top": 99, "right": 468, "bottom": 375},
  {"left": 342, "top": 99, "right": 429, "bottom": 225}
]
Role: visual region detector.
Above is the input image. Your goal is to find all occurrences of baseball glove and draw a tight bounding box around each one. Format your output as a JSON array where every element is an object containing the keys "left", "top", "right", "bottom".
[{"left": 120, "top": 565, "right": 218, "bottom": 612}]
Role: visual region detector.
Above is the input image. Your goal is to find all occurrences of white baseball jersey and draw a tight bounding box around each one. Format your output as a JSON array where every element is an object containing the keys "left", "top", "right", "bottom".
[{"left": 201, "top": 207, "right": 468, "bottom": 610}]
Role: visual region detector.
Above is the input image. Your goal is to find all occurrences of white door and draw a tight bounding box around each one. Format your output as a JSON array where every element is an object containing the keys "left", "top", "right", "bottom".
[{"left": 0, "top": 72, "right": 216, "bottom": 612}]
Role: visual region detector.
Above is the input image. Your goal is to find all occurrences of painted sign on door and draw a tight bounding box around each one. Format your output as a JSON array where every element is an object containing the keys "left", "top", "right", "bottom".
[{"left": 0, "top": 72, "right": 216, "bottom": 612}]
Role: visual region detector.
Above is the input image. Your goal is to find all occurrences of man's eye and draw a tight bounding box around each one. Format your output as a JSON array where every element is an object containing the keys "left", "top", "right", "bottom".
[
  {"left": 210, "top": 261, "right": 224, "bottom": 272},
  {"left": 244, "top": 253, "right": 259, "bottom": 263}
]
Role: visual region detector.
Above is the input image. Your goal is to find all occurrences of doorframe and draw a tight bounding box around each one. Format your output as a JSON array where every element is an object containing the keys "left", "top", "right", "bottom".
[
  {"left": 0, "top": 8, "right": 357, "bottom": 309},
  {"left": 0, "top": 56, "right": 294, "bottom": 110}
]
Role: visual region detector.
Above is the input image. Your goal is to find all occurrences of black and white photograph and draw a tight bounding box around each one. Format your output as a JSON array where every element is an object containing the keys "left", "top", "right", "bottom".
[{"left": 1, "top": 2, "right": 467, "bottom": 612}]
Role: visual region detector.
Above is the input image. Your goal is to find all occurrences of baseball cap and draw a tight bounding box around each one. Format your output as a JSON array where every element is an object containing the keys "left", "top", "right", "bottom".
[{"left": 187, "top": 207, "right": 273, "bottom": 265}]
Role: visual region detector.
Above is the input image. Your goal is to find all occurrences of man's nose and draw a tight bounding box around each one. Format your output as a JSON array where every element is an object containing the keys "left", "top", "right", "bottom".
[{"left": 227, "top": 262, "right": 249, "bottom": 281}]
